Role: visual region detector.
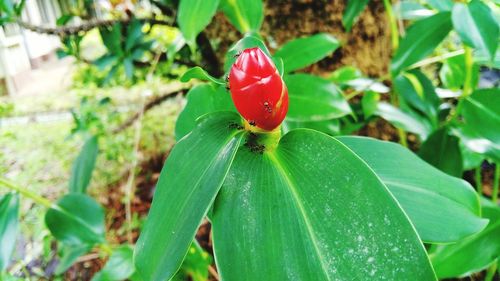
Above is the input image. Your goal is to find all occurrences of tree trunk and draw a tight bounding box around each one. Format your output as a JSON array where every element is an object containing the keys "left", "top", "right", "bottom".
[{"left": 205, "top": 0, "right": 391, "bottom": 78}]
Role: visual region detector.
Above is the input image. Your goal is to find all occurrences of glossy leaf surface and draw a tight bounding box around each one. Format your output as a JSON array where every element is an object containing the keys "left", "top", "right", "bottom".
[
  {"left": 212, "top": 129, "right": 436, "bottom": 280},
  {"left": 69, "top": 136, "right": 98, "bottom": 194},
  {"left": 339, "top": 136, "right": 486, "bottom": 243},
  {"left": 458, "top": 88, "right": 500, "bottom": 163},
  {"left": 219, "top": 0, "right": 263, "bottom": 33},
  {"left": 274, "top": 34, "right": 340, "bottom": 73},
  {"left": 45, "top": 194, "right": 105, "bottom": 245},
  {"left": 135, "top": 112, "right": 244, "bottom": 281},
  {"left": 391, "top": 12, "right": 452, "bottom": 75},
  {"left": 342, "top": 0, "right": 369, "bottom": 31},
  {"left": 284, "top": 74, "right": 351, "bottom": 122},
  {"left": 452, "top": 0, "right": 499, "bottom": 61},
  {"left": 431, "top": 200, "right": 500, "bottom": 278},
  {"left": 0, "top": 193, "right": 19, "bottom": 271},
  {"left": 180, "top": 67, "right": 225, "bottom": 85},
  {"left": 418, "top": 127, "right": 463, "bottom": 177},
  {"left": 92, "top": 245, "right": 135, "bottom": 281},
  {"left": 177, "top": 0, "right": 220, "bottom": 44},
  {"left": 175, "top": 85, "right": 235, "bottom": 140},
  {"left": 375, "top": 102, "right": 432, "bottom": 139}
]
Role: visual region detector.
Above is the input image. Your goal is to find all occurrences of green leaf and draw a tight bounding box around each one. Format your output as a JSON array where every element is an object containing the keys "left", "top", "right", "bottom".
[
  {"left": 431, "top": 200, "right": 500, "bottom": 278},
  {"left": 439, "top": 54, "right": 479, "bottom": 90},
  {"left": 283, "top": 119, "right": 340, "bottom": 136},
  {"left": 0, "top": 193, "right": 19, "bottom": 271},
  {"left": 175, "top": 85, "right": 235, "bottom": 140},
  {"left": 342, "top": 0, "right": 369, "bottom": 31},
  {"left": 94, "top": 54, "right": 118, "bottom": 71},
  {"left": 391, "top": 12, "right": 452, "bottom": 75},
  {"left": 328, "top": 66, "right": 363, "bottom": 83},
  {"left": 274, "top": 34, "right": 340, "bottom": 73},
  {"left": 125, "top": 18, "right": 143, "bottom": 51},
  {"left": 361, "top": 91, "right": 380, "bottom": 118},
  {"left": 284, "top": 74, "right": 351, "bottom": 122},
  {"left": 212, "top": 130, "right": 436, "bottom": 280},
  {"left": 418, "top": 127, "right": 463, "bottom": 177},
  {"left": 224, "top": 35, "right": 271, "bottom": 72},
  {"left": 338, "top": 136, "right": 487, "bottom": 243},
  {"left": 173, "top": 241, "right": 212, "bottom": 281},
  {"left": 69, "top": 136, "right": 98, "bottom": 194},
  {"left": 99, "top": 23, "right": 123, "bottom": 56},
  {"left": 394, "top": 71, "right": 440, "bottom": 125},
  {"left": 395, "top": 2, "right": 435, "bottom": 20},
  {"left": 452, "top": 0, "right": 499, "bottom": 61},
  {"left": 219, "top": 0, "right": 263, "bottom": 33},
  {"left": 45, "top": 194, "right": 105, "bottom": 245},
  {"left": 135, "top": 112, "right": 244, "bottom": 281},
  {"left": 92, "top": 245, "right": 135, "bottom": 281},
  {"left": 425, "top": 0, "right": 453, "bottom": 11},
  {"left": 177, "top": 0, "right": 220, "bottom": 44},
  {"left": 375, "top": 102, "right": 432, "bottom": 139},
  {"left": 458, "top": 88, "right": 500, "bottom": 163},
  {"left": 55, "top": 243, "right": 92, "bottom": 275},
  {"left": 180, "top": 67, "right": 225, "bottom": 84},
  {"left": 123, "top": 58, "right": 134, "bottom": 79}
]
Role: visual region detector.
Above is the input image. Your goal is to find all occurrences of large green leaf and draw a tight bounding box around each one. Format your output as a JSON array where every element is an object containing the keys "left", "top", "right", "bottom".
[
  {"left": 177, "top": 0, "right": 220, "bottom": 44},
  {"left": 391, "top": 12, "right": 452, "bottom": 75},
  {"left": 342, "top": 0, "right": 369, "bottom": 31},
  {"left": 92, "top": 245, "right": 135, "bottom": 281},
  {"left": 0, "top": 193, "right": 19, "bottom": 271},
  {"left": 175, "top": 85, "right": 235, "bottom": 140},
  {"left": 284, "top": 74, "right": 351, "bottom": 122},
  {"left": 431, "top": 200, "right": 500, "bottom": 278},
  {"left": 212, "top": 129, "right": 436, "bottom": 280},
  {"left": 135, "top": 112, "right": 244, "bottom": 281},
  {"left": 439, "top": 54, "right": 479, "bottom": 90},
  {"left": 45, "top": 194, "right": 105, "bottom": 245},
  {"left": 69, "top": 135, "right": 98, "bottom": 194},
  {"left": 418, "top": 127, "right": 463, "bottom": 177},
  {"left": 219, "top": 0, "right": 263, "bottom": 33},
  {"left": 375, "top": 102, "right": 432, "bottom": 139},
  {"left": 99, "top": 23, "right": 123, "bottom": 56},
  {"left": 452, "top": 0, "right": 499, "bottom": 61},
  {"left": 458, "top": 88, "right": 500, "bottom": 163},
  {"left": 274, "top": 34, "right": 340, "bottom": 73},
  {"left": 338, "top": 136, "right": 486, "bottom": 243}
]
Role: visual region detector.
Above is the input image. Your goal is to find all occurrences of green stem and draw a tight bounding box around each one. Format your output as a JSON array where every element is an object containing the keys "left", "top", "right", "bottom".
[
  {"left": 475, "top": 167, "right": 483, "bottom": 196},
  {"left": 0, "top": 177, "right": 52, "bottom": 208},
  {"left": 493, "top": 164, "right": 499, "bottom": 204},
  {"left": 484, "top": 261, "right": 498, "bottom": 281},
  {"left": 461, "top": 46, "right": 474, "bottom": 98},
  {"left": 383, "top": 0, "right": 407, "bottom": 147},
  {"left": 383, "top": 0, "right": 399, "bottom": 50}
]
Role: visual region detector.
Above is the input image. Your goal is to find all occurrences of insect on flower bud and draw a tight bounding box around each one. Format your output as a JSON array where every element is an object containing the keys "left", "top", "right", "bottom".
[{"left": 228, "top": 47, "right": 289, "bottom": 131}]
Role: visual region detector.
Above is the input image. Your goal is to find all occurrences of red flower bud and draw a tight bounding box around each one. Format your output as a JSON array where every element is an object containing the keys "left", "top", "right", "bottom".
[{"left": 229, "top": 47, "right": 289, "bottom": 131}]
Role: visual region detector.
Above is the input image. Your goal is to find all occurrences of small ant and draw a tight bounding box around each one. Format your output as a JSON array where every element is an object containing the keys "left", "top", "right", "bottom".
[
  {"left": 233, "top": 51, "right": 242, "bottom": 58},
  {"left": 249, "top": 120, "right": 256, "bottom": 126},
  {"left": 263, "top": 101, "right": 272, "bottom": 113}
]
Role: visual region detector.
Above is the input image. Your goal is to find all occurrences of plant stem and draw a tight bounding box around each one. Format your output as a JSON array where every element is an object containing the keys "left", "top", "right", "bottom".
[
  {"left": 461, "top": 46, "right": 474, "bottom": 98},
  {"left": 475, "top": 167, "right": 483, "bottom": 196},
  {"left": 383, "top": 0, "right": 408, "bottom": 147},
  {"left": 383, "top": 0, "right": 399, "bottom": 50},
  {"left": 493, "top": 164, "right": 499, "bottom": 204},
  {"left": 408, "top": 49, "right": 465, "bottom": 70},
  {"left": 0, "top": 177, "right": 52, "bottom": 208},
  {"left": 484, "top": 261, "right": 498, "bottom": 281}
]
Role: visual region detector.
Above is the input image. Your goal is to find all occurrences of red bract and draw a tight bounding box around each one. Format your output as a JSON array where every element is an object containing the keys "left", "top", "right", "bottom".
[{"left": 229, "top": 47, "right": 289, "bottom": 131}]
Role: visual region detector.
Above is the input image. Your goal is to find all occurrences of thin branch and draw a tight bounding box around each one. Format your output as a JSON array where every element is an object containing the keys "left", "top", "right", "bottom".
[
  {"left": 208, "top": 265, "right": 220, "bottom": 280},
  {"left": 111, "top": 88, "right": 187, "bottom": 134},
  {"left": 17, "top": 17, "right": 171, "bottom": 36}
]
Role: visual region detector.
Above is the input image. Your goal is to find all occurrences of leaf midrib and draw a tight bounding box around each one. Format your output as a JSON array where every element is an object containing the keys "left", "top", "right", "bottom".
[{"left": 267, "top": 152, "right": 332, "bottom": 281}]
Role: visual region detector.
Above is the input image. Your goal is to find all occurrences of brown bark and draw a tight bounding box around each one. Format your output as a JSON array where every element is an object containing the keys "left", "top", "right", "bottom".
[{"left": 205, "top": 0, "right": 391, "bottom": 77}]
